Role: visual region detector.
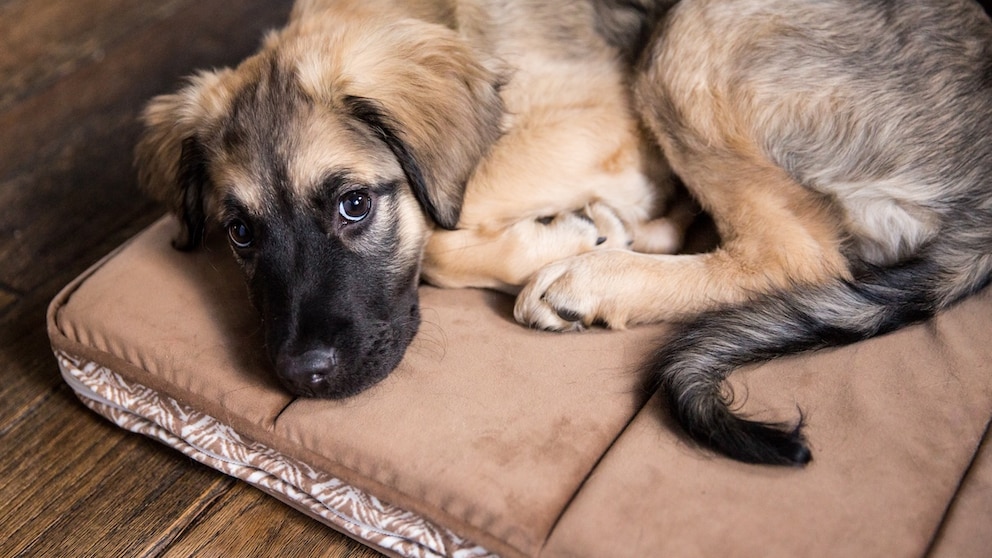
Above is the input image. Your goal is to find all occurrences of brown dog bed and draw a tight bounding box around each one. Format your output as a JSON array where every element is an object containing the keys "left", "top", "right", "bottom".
[{"left": 47, "top": 217, "right": 992, "bottom": 557}]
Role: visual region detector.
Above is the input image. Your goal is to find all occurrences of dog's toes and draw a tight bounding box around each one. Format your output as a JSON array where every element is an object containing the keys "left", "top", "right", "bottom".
[
  {"left": 533, "top": 204, "right": 631, "bottom": 253},
  {"left": 515, "top": 251, "right": 638, "bottom": 332},
  {"left": 535, "top": 308, "right": 585, "bottom": 332},
  {"left": 514, "top": 258, "right": 596, "bottom": 331},
  {"left": 553, "top": 304, "right": 584, "bottom": 323},
  {"left": 515, "top": 294, "right": 584, "bottom": 332},
  {"left": 583, "top": 203, "right": 632, "bottom": 250}
]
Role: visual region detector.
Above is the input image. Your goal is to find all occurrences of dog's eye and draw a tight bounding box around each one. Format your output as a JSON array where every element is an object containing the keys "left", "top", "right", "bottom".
[
  {"left": 227, "top": 219, "right": 253, "bottom": 248},
  {"left": 338, "top": 190, "right": 372, "bottom": 222}
]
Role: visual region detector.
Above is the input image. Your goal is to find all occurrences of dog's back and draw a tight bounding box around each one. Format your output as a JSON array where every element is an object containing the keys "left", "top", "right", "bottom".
[{"left": 743, "top": 1, "right": 992, "bottom": 277}]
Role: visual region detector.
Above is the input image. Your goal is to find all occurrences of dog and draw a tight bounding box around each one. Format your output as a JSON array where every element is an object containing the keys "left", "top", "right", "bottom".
[
  {"left": 514, "top": 0, "right": 992, "bottom": 465},
  {"left": 135, "top": 0, "right": 681, "bottom": 398},
  {"left": 138, "top": 0, "right": 992, "bottom": 467}
]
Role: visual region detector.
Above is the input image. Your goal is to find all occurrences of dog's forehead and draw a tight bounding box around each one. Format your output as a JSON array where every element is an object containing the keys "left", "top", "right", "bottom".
[
  {"left": 288, "top": 108, "right": 404, "bottom": 196},
  {"left": 211, "top": 65, "right": 403, "bottom": 212}
]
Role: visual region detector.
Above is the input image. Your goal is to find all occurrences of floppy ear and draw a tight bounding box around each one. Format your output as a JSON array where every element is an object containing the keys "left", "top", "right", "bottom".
[
  {"left": 134, "top": 70, "right": 233, "bottom": 249},
  {"left": 343, "top": 95, "right": 460, "bottom": 229},
  {"left": 296, "top": 19, "right": 505, "bottom": 229},
  {"left": 172, "top": 137, "right": 210, "bottom": 250}
]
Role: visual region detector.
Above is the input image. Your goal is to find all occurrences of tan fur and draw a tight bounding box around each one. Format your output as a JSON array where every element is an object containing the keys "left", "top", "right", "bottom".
[
  {"left": 516, "top": 156, "right": 851, "bottom": 327},
  {"left": 516, "top": 60, "right": 855, "bottom": 328},
  {"left": 137, "top": 0, "right": 506, "bottom": 245},
  {"left": 620, "top": 0, "right": 992, "bottom": 465},
  {"left": 418, "top": 1, "right": 679, "bottom": 291}
]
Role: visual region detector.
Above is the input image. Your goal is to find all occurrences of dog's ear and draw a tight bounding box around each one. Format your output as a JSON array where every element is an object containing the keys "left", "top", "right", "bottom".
[
  {"left": 342, "top": 95, "right": 465, "bottom": 230},
  {"left": 172, "top": 136, "right": 210, "bottom": 250},
  {"left": 297, "top": 19, "right": 505, "bottom": 230},
  {"left": 134, "top": 70, "right": 234, "bottom": 249}
]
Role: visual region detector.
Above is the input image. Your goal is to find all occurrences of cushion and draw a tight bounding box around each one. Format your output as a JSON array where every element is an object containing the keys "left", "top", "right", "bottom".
[{"left": 48, "top": 216, "right": 992, "bottom": 557}]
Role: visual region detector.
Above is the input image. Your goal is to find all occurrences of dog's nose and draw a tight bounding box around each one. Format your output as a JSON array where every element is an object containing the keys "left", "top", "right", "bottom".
[{"left": 276, "top": 348, "right": 339, "bottom": 396}]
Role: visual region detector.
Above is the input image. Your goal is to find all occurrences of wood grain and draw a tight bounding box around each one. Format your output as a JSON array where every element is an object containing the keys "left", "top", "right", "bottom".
[
  {"left": 0, "top": 0, "right": 189, "bottom": 111},
  {"left": 0, "top": 388, "right": 230, "bottom": 557},
  {"left": 0, "top": 285, "right": 17, "bottom": 316},
  {"left": 158, "top": 484, "right": 384, "bottom": 558}
]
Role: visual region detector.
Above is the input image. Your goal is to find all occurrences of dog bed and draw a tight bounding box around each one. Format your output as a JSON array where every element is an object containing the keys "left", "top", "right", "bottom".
[{"left": 48, "top": 216, "right": 992, "bottom": 557}]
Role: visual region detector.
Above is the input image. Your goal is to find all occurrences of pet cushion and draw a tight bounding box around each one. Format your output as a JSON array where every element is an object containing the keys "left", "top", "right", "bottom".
[{"left": 48, "top": 216, "right": 992, "bottom": 557}]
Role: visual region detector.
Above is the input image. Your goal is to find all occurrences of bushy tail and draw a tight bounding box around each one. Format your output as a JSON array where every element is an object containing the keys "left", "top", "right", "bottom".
[{"left": 648, "top": 259, "right": 958, "bottom": 466}]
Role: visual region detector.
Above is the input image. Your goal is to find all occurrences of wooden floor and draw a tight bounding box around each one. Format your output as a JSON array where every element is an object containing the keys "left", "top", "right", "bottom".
[{"left": 0, "top": 1, "right": 380, "bottom": 555}]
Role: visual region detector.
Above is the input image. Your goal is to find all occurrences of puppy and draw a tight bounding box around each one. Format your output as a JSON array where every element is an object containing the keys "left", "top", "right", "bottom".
[
  {"left": 515, "top": 0, "right": 992, "bottom": 465},
  {"left": 135, "top": 0, "right": 680, "bottom": 398}
]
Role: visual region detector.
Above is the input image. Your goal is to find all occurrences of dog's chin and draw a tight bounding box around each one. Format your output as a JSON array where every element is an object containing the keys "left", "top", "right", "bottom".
[{"left": 273, "top": 302, "right": 422, "bottom": 399}]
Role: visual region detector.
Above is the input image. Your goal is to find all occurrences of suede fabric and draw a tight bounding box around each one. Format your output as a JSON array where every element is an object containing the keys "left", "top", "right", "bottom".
[
  {"left": 49, "top": 216, "right": 992, "bottom": 557},
  {"left": 545, "top": 291, "right": 992, "bottom": 557},
  {"left": 929, "top": 423, "right": 992, "bottom": 558}
]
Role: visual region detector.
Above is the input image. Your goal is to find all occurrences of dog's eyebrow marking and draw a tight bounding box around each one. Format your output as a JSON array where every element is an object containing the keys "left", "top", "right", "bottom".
[
  {"left": 313, "top": 171, "right": 398, "bottom": 199},
  {"left": 306, "top": 170, "right": 358, "bottom": 215},
  {"left": 218, "top": 164, "right": 266, "bottom": 211},
  {"left": 315, "top": 171, "right": 355, "bottom": 196},
  {"left": 219, "top": 194, "right": 251, "bottom": 223}
]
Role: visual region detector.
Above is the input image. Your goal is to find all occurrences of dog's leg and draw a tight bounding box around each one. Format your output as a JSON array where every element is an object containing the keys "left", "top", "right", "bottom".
[
  {"left": 514, "top": 153, "right": 850, "bottom": 330},
  {"left": 423, "top": 198, "right": 689, "bottom": 292},
  {"left": 422, "top": 202, "right": 632, "bottom": 292}
]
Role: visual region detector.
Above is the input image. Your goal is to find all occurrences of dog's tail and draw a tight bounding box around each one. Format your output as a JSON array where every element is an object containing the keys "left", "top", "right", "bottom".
[{"left": 647, "top": 256, "right": 985, "bottom": 466}]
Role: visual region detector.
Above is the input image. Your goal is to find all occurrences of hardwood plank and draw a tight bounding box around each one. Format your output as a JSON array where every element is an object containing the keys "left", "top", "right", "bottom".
[
  {"left": 0, "top": 320, "right": 63, "bottom": 430},
  {"left": 0, "top": 387, "right": 233, "bottom": 557},
  {"left": 0, "top": 0, "right": 294, "bottom": 293},
  {"left": 0, "top": 0, "right": 293, "bottom": 179},
  {"left": 0, "top": 133, "right": 160, "bottom": 294},
  {"left": 158, "top": 483, "right": 384, "bottom": 558},
  {"left": 0, "top": 284, "right": 16, "bottom": 315},
  {"left": 0, "top": 0, "right": 191, "bottom": 111}
]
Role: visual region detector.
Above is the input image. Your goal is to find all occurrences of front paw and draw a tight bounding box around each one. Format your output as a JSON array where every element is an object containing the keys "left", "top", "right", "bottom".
[
  {"left": 535, "top": 202, "right": 631, "bottom": 252},
  {"left": 513, "top": 252, "right": 629, "bottom": 331}
]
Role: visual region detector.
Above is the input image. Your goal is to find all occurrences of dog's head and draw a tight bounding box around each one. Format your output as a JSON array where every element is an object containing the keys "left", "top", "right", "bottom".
[{"left": 135, "top": 16, "right": 503, "bottom": 397}]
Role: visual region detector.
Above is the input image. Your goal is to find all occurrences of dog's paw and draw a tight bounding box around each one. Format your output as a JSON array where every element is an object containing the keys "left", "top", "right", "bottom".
[
  {"left": 535, "top": 202, "right": 631, "bottom": 252},
  {"left": 513, "top": 251, "right": 631, "bottom": 331}
]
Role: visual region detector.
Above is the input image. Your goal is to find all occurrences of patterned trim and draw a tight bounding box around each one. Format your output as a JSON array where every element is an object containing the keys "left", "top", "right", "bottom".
[{"left": 55, "top": 350, "right": 496, "bottom": 558}]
